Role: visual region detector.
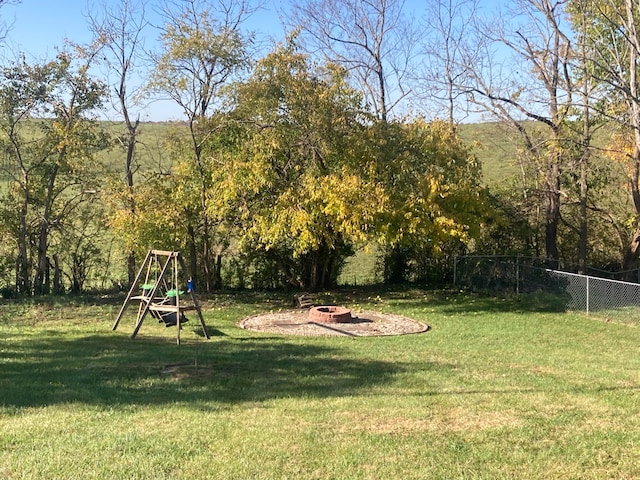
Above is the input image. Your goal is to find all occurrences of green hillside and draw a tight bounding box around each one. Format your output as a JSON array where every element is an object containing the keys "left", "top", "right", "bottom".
[
  {"left": 96, "top": 121, "right": 188, "bottom": 176},
  {"left": 0, "top": 119, "right": 594, "bottom": 189},
  {"left": 458, "top": 122, "right": 520, "bottom": 186},
  {"left": 96, "top": 120, "right": 520, "bottom": 187}
]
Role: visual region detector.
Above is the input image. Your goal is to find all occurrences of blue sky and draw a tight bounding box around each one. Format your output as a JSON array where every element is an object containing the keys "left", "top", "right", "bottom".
[
  {"left": 2, "top": 0, "right": 287, "bottom": 60},
  {"left": 0, "top": 0, "right": 289, "bottom": 120},
  {"left": 0, "top": 0, "right": 495, "bottom": 122},
  {"left": 3, "top": 0, "right": 96, "bottom": 59}
]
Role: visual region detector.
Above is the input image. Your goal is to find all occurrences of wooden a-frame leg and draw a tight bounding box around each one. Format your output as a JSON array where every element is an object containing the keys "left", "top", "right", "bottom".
[
  {"left": 112, "top": 250, "right": 152, "bottom": 331},
  {"left": 131, "top": 254, "right": 173, "bottom": 339},
  {"left": 178, "top": 255, "right": 209, "bottom": 339},
  {"left": 193, "top": 293, "right": 209, "bottom": 339},
  {"left": 174, "top": 255, "right": 181, "bottom": 345}
]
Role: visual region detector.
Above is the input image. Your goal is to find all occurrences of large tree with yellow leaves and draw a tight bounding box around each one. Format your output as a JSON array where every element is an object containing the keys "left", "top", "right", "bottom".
[
  {"left": 208, "top": 41, "right": 385, "bottom": 289},
  {"left": 208, "top": 40, "right": 486, "bottom": 289}
]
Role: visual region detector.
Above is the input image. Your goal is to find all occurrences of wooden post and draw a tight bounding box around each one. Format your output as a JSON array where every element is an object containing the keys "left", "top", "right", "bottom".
[
  {"left": 178, "top": 254, "right": 209, "bottom": 340},
  {"left": 174, "top": 253, "right": 181, "bottom": 345}
]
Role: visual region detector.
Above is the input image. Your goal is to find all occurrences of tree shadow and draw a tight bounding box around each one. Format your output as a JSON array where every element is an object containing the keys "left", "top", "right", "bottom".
[
  {"left": 328, "top": 285, "right": 569, "bottom": 315},
  {"left": 0, "top": 332, "right": 432, "bottom": 409},
  {"left": 400, "top": 292, "right": 569, "bottom": 315}
]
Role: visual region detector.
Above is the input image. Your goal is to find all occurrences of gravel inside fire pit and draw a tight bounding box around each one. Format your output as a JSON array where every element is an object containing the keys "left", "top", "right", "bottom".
[{"left": 239, "top": 310, "right": 429, "bottom": 337}]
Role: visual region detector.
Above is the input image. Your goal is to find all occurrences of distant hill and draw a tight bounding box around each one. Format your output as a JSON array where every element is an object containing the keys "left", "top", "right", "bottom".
[
  {"left": 1, "top": 119, "right": 522, "bottom": 188},
  {"left": 457, "top": 122, "right": 520, "bottom": 186}
]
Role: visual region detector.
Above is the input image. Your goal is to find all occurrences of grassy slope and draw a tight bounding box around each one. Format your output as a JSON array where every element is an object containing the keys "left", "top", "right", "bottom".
[
  {"left": 0, "top": 119, "right": 546, "bottom": 191},
  {"left": 458, "top": 121, "right": 520, "bottom": 186},
  {"left": 96, "top": 121, "right": 187, "bottom": 175},
  {"left": 97, "top": 120, "right": 514, "bottom": 187},
  {"left": 2, "top": 289, "right": 640, "bottom": 479}
]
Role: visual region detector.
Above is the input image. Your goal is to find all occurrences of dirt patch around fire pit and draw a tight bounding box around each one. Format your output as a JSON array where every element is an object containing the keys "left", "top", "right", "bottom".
[{"left": 239, "top": 310, "right": 429, "bottom": 337}]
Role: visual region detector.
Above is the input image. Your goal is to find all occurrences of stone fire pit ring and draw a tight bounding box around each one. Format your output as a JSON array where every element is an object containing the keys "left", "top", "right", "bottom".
[{"left": 308, "top": 305, "right": 352, "bottom": 323}]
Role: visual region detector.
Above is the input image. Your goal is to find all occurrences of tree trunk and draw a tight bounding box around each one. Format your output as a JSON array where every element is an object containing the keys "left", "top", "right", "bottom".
[
  {"left": 622, "top": 227, "right": 640, "bottom": 281},
  {"left": 53, "top": 254, "right": 63, "bottom": 294},
  {"left": 125, "top": 147, "right": 136, "bottom": 287},
  {"left": 544, "top": 150, "right": 561, "bottom": 270},
  {"left": 17, "top": 194, "right": 30, "bottom": 295},
  {"left": 385, "top": 244, "right": 406, "bottom": 283},
  {"left": 202, "top": 216, "right": 212, "bottom": 291},
  {"left": 213, "top": 253, "right": 222, "bottom": 289},
  {"left": 187, "top": 223, "right": 198, "bottom": 290},
  {"left": 577, "top": 121, "right": 590, "bottom": 274},
  {"left": 44, "top": 256, "right": 50, "bottom": 294},
  {"left": 309, "top": 255, "right": 319, "bottom": 292},
  {"left": 544, "top": 195, "right": 560, "bottom": 269},
  {"left": 578, "top": 157, "right": 588, "bottom": 274},
  {"left": 127, "top": 250, "right": 136, "bottom": 288},
  {"left": 624, "top": 0, "right": 640, "bottom": 281},
  {"left": 576, "top": 1, "right": 592, "bottom": 276},
  {"left": 34, "top": 164, "right": 59, "bottom": 295},
  {"left": 125, "top": 122, "right": 138, "bottom": 286},
  {"left": 34, "top": 234, "right": 50, "bottom": 295},
  {"left": 628, "top": 147, "right": 640, "bottom": 280}
]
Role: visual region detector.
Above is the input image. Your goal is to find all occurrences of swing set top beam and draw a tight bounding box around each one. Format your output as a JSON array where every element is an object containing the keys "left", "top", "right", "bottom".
[{"left": 149, "top": 249, "right": 179, "bottom": 257}]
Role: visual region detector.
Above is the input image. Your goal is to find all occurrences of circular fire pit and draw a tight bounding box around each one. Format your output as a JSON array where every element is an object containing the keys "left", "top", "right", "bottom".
[
  {"left": 239, "top": 310, "right": 429, "bottom": 337},
  {"left": 309, "top": 306, "right": 352, "bottom": 323}
]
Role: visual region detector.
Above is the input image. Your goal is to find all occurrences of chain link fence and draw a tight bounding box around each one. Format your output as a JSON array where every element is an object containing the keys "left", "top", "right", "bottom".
[{"left": 454, "top": 255, "right": 640, "bottom": 319}]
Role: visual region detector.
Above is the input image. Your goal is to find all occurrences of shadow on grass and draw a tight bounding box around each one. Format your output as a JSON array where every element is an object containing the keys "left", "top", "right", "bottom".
[
  {"left": 0, "top": 332, "right": 421, "bottom": 409},
  {"left": 330, "top": 285, "right": 570, "bottom": 315},
  {"left": 406, "top": 292, "right": 569, "bottom": 315}
]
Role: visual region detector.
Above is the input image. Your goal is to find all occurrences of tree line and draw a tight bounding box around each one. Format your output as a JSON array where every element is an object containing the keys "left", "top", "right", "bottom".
[{"left": 0, "top": 0, "right": 640, "bottom": 296}]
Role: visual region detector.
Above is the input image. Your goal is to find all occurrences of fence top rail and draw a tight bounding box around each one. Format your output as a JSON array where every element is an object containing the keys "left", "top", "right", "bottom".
[
  {"left": 455, "top": 255, "right": 639, "bottom": 281},
  {"left": 544, "top": 268, "right": 640, "bottom": 287}
]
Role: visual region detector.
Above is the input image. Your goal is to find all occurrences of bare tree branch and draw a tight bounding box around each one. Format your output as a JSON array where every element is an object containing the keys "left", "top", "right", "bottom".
[{"left": 288, "top": 0, "right": 416, "bottom": 121}]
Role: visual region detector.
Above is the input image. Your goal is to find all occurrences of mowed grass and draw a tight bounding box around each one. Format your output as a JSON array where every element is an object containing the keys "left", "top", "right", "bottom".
[{"left": 2, "top": 288, "right": 640, "bottom": 479}]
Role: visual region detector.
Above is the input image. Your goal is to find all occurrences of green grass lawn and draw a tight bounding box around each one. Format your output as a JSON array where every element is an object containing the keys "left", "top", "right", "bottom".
[{"left": 2, "top": 288, "right": 640, "bottom": 479}]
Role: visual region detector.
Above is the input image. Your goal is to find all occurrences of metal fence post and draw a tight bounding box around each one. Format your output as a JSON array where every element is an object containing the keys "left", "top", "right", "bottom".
[
  {"left": 453, "top": 255, "right": 458, "bottom": 286},
  {"left": 586, "top": 275, "right": 590, "bottom": 315}
]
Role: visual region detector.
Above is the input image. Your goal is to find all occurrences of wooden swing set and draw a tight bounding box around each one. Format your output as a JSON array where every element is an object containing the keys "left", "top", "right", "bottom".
[{"left": 112, "top": 250, "right": 210, "bottom": 345}]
